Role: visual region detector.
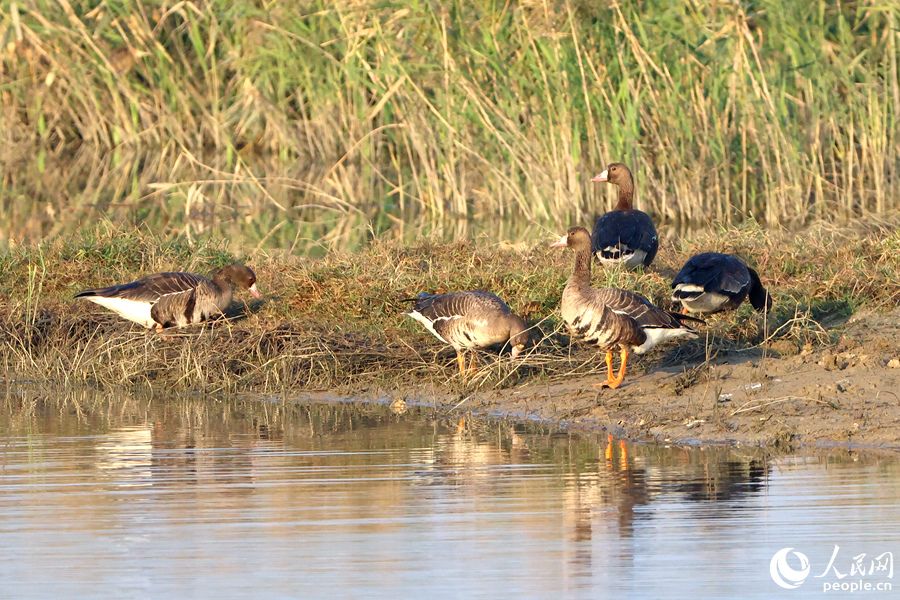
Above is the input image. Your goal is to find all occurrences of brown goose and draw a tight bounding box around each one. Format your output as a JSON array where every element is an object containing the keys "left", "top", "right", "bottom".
[
  {"left": 590, "top": 163, "right": 658, "bottom": 269},
  {"left": 75, "top": 265, "right": 261, "bottom": 330},
  {"left": 403, "top": 291, "right": 528, "bottom": 378},
  {"left": 671, "top": 252, "right": 772, "bottom": 315},
  {"left": 552, "top": 227, "right": 700, "bottom": 388}
]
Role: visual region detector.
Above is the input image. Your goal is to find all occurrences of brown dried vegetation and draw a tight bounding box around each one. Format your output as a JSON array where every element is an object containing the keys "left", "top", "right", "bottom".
[{"left": 1, "top": 219, "right": 898, "bottom": 393}]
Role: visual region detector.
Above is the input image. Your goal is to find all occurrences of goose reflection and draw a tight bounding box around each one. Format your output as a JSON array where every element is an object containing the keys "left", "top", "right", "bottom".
[{"left": 95, "top": 426, "right": 154, "bottom": 487}]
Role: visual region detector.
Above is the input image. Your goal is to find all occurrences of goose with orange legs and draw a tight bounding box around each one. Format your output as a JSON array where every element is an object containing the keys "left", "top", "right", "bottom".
[
  {"left": 552, "top": 227, "right": 701, "bottom": 388},
  {"left": 403, "top": 290, "right": 529, "bottom": 380}
]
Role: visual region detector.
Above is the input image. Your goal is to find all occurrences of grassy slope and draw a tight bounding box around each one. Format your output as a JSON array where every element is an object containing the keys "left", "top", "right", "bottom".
[
  {"left": 1, "top": 219, "right": 898, "bottom": 392},
  {"left": 0, "top": 0, "right": 898, "bottom": 249}
]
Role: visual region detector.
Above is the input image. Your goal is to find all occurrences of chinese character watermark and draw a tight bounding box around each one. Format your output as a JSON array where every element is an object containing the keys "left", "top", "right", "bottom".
[{"left": 771, "top": 546, "right": 893, "bottom": 592}]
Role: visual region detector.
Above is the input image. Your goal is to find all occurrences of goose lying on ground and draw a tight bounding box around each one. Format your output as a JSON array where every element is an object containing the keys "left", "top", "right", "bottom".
[
  {"left": 671, "top": 252, "right": 772, "bottom": 315},
  {"left": 552, "top": 227, "right": 700, "bottom": 388},
  {"left": 76, "top": 265, "right": 260, "bottom": 330},
  {"left": 403, "top": 290, "right": 528, "bottom": 379},
  {"left": 591, "top": 162, "right": 658, "bottom": 269}
]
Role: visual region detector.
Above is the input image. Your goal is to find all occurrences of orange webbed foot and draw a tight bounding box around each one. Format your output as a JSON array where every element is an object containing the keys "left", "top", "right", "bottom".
[{"left": 592, "top": 349, "right": 628, "bottom": 388}]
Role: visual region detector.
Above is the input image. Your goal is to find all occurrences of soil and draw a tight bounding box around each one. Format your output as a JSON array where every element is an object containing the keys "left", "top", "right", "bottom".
[{"left": 363, "top": 308, "right": 900, "bottom": 450}]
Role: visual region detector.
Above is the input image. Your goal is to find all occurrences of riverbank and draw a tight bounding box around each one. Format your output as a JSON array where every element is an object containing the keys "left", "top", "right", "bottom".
[
  {"left": 391, "top": 306, "right": 900, "bottom": 449},
  {"left": 2, "top": 220, "right": 900, "bottom": 447}
]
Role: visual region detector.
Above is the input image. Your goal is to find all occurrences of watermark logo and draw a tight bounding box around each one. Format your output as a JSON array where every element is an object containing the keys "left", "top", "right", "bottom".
[
  {"left": 770, "top": 548, "right": 811, "bottom": 589},
  {"left": 770, "top": 546, "right": 893, "bottom": 593}
]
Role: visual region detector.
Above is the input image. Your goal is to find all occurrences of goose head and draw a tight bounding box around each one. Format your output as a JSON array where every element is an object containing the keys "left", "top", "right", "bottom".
[
  {"left": 550, "top": 226, "right": 592, "bottom": 252},
  {"left": 505, "top": 314, "right": 529, "bottom": 358},
  {"left": 591, "top": 162, "right": 632, "bottom": 185},
  {"left": 216, "top": 265, "right": 262, "bottom": 298}
]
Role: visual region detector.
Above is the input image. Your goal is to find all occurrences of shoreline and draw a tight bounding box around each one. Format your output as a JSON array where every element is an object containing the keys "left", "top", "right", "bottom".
[
  {"left": 1, "top": 222, "right": 899, "bottom": 452},
  {"left": 334, "top": 308, "right": 900, "bottom": 450}
]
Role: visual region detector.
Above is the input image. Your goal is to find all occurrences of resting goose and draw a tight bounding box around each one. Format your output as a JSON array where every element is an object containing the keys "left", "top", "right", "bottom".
[
  {"left": 590, "top": 163, "right": 658, "bottom": 269},
  {"left": 403, "top": 291, "right": 528, "bottom": 379},
  {"left": 552, "top": 227, "right": 700, "bottom": 388},
  {"left": 76, "top": 265, "right": 261, "bottom": 330},
  {"left": 671, "top": 252, "right": 772, "bottom": 315}
]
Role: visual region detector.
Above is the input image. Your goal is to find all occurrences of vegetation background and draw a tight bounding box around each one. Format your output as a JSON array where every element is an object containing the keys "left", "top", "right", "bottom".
[
  {"left": 1, "top": 0, "right": 899, "bottom": 392},
  {"left": 1, "top": 0, "right": 898, "bottom": 253}
]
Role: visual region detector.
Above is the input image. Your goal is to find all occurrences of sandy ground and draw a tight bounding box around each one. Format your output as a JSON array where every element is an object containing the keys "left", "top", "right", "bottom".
[{"left": 381, "top": 308, "right": 900, "bottom": 450}]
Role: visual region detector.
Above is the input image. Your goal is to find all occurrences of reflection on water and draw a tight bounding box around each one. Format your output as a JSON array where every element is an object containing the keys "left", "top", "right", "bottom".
[
  {"left": 0, "top": 148, "right": 562, "bottom": 255},
  {"left": 0, "top": 391, "right": 899, "bottom": 598}
]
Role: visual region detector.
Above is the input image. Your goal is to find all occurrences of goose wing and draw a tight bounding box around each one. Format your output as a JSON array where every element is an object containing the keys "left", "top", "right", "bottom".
[
  {"left": 76, "top": 272, "right": 209, "bottom": 303},
  {"left": 596, "top": 287, "right": 691, "bottom": 330},
  {"left": 405, "top": 291, "right": 511, "bottom": 349},
  {"left": 407, "top": 291, "right": 509, "bottom": 321},
  {"left": 672, "top": 253, "right": 749, "bottom": 299},
  {"left": 590, "top": 210, "right": 658, "bottom": 264}
]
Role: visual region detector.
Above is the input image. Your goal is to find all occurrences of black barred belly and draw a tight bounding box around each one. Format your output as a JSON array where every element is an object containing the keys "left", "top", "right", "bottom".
[{"left": 569, "top": 312, "right": 645, "bottom": 351}]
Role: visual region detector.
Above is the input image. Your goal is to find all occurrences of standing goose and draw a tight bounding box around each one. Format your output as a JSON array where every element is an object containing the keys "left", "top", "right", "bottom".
[
  {"left": 403, "top": 291, "right": 528, "bottom": 379},
  {"left": 590, "top": 163, "right": 658, "bottom": 269},
  {"left": 76, "top": 265, "right": 261, "bottom": 330},
  {"left": 671, "top": 252, "right": 772, "bottom": 315},
  {"left": 552, "top": 227, "right": 700, "bottom": 388}
]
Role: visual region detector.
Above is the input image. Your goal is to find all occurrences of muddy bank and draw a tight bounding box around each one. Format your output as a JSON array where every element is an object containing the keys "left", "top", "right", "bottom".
[
  {"left": 367, "top": 309, "right": 900, "bottom": 449},
  {"left": 4, "top": 223, "right": 900, "bottom": 451}
]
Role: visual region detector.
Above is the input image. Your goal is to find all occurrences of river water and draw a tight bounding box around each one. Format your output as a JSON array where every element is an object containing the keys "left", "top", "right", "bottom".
[{"left": 0, "top": 391, "right": 897, "bottom": 599}]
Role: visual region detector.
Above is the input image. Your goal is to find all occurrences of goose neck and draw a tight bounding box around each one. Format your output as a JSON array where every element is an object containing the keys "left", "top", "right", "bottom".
[
  {"left": 614, "top": 178, "right": 635, "bottom": 210},
  {"left": 571, "top": 247, "right": 592, "bottom": 285}
]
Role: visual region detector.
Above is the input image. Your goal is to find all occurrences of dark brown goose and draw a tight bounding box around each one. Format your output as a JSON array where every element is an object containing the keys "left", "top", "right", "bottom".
[
  {"left": 403, "top": 291, "right": 528, "bottom": 378},
  {"left": 671, "top": 252, "right": 772, "bottom": 315},
  {"left": 552, "top": 227, "right": 700, "bottom": 388},
  {"left": 75, "top": 265, "right": 261, "bottom": 330},
  {"left": 590, "top": 163, "right": 658, "bottom": 269}
]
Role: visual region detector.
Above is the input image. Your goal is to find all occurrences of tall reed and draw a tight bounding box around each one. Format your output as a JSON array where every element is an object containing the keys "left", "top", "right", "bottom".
[{"left": 0, "top": 0, "right": 897, "bottom": 248}]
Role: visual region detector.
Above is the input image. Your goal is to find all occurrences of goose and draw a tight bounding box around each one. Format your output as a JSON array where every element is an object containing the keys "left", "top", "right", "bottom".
[
  {"left": 671, "top": 252, "right": 772, "bottom": 315},
  {"left": 76, "top": 265, "right": 261, "bottom": 330},
  {"left": 552, "top": 227, "right": 700, "bottom": 388},
  {"left": 590, "top": 163, "right": 658, "bottom": 269},
  {"left": 403, "top": 291, "right": 528, "bottom": 379}
]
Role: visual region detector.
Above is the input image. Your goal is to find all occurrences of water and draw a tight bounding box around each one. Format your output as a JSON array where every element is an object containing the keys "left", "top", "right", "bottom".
[{"left": 0, "top": 392, "right": 898, "bottom": 599}]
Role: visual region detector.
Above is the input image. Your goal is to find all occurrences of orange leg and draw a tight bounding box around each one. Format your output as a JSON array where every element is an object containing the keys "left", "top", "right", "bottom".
[
  {"left": 593, "top": 348, "right": 629, "bottom": 388},
  {"left": 467, "top": 352, "right": 479, "bottom": 376},
  {"left": 457, "top": 352, "right": 467, "bottom": 379},
  {"left": 592, "top": 351, "right": 614, "bottom": 387}
]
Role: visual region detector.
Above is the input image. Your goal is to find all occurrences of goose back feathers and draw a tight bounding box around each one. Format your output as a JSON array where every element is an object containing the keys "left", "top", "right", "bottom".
[
  {"left": 404, "top": 291, "right": 528, "bottom": 355},
  {"left": 671, "top": 252, "right": 771, "bottom": 314},
  {"left": 553, "top": 227, "right": 698, "bottom": 387},
  {"left": 590, "top": 163, "right": 658, "bottom": 269},
  {"left": 76, "top": 265, "right": 260, "bottom": 329}
]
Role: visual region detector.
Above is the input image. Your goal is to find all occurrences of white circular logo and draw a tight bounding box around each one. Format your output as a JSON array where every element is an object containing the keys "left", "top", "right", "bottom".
[{"left": 770, "top": 548, "right": 811, "bottom": 589}]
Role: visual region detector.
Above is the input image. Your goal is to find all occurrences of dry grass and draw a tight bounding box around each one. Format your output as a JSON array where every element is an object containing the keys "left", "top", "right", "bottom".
[{"left": 0, "top": 219, "right": 898, "bottom": 392}]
